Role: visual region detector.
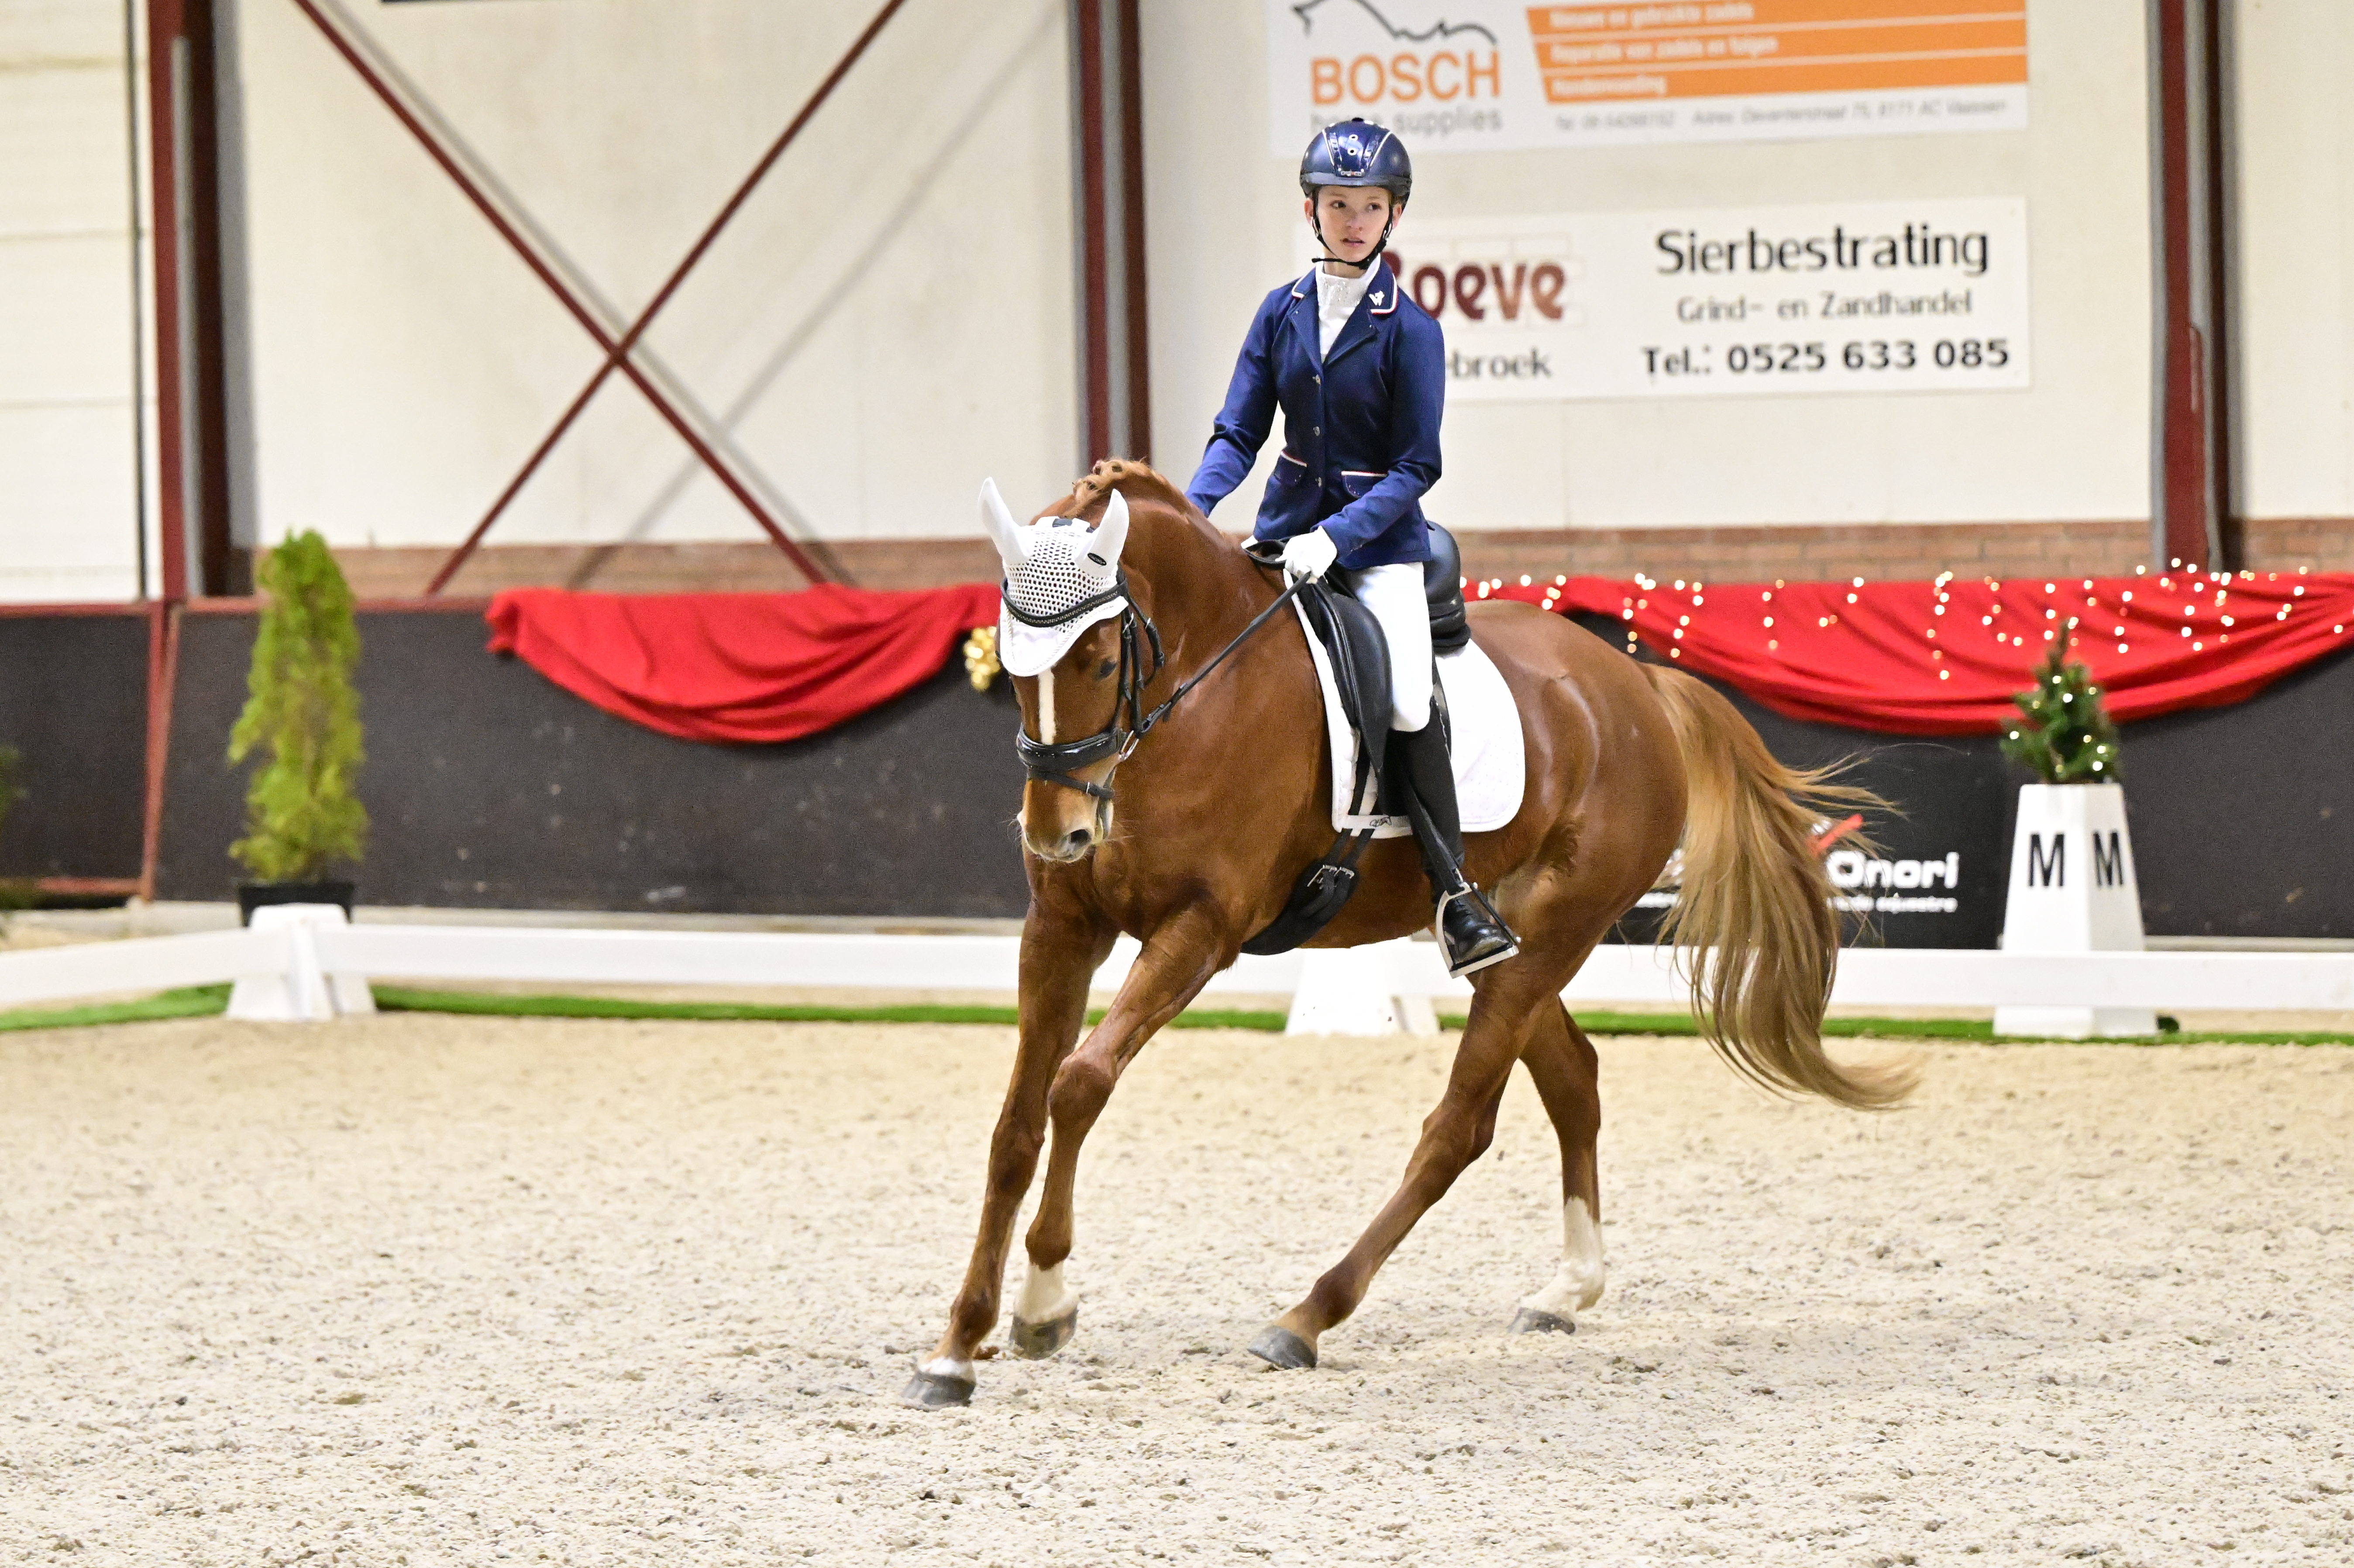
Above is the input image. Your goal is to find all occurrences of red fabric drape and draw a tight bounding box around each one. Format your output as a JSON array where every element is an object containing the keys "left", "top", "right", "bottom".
[
  {"left": 485, "top": 583, "right": 1000, "bottom": 744},
  {"left": 484, "top": 569, "right": 2353, "bottom": 746},
  {"left": 1488, "top": 569, "right": 2354, "bottom": 735}
]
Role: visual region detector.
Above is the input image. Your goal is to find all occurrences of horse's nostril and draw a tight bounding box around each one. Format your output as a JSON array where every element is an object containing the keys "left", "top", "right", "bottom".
[{"left": 1062, "top": 829, "right": 1093, "bottom": 854}]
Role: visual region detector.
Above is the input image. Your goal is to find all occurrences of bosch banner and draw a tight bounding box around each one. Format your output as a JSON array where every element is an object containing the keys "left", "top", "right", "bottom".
[{"left": 1268, "top": 0, "right": 2030, "bottom": 152}]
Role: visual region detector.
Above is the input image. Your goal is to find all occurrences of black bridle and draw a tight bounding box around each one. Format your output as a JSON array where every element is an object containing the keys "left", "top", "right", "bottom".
[{"left": 1008, "top": 566, "right": 1308, "bottom": 803}]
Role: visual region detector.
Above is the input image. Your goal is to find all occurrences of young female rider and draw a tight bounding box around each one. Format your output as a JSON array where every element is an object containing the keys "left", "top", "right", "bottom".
[{"left": 1184, "top": 118, "right": 1518, "bottom": 979}]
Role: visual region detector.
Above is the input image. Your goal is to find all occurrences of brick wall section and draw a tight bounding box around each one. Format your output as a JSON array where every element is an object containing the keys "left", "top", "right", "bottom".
[
  {"left": 322, "top": 518, "right": 2354, "bottom": 600},
  {"left": 2241, "top": 517, "right": 2354, "bottom": 574},
  {"left": 1452, "top": 520, "right": 2153, "bottom": 588},
  {"left": 324, "top": 537, "right": 1004, "bottom": 599}
]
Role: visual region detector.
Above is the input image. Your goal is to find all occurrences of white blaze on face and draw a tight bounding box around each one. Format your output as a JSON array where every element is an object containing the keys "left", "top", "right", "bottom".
[
  {"left": 1035, "top": 670, "right": 1056, "bottom": 745},
  {"left": 1015, "top": 1259, "right": 1077, "bottom": 1325},
  {"left": 1518, "top": 1196, "right": 1609, "bottom": 1318}
]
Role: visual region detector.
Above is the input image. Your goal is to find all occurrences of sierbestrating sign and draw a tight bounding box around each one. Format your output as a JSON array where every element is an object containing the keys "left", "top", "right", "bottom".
[
  {"left": 1267, "top": 0, "right": 2028, "bottom": 151},
  {"left": 1353, "top": 198, "right": 2029, "bottom": 401}
]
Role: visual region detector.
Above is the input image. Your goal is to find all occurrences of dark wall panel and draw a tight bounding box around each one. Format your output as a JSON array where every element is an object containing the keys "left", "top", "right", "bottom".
[
  {"left": 158, "top": 609, "right": 1031, "bottom": 916},
  {"left": 0, "top": 615, "right": 149, "bottom": 880},
  {"left": 1569, "top": 614, "right": 2354, "bottom": 945},
  {"left": 2120, "top": 647, "right": 2354, "bottom": 938},
  {"left": 139, "top": 605, "right": 2349, "bottom": 937}
]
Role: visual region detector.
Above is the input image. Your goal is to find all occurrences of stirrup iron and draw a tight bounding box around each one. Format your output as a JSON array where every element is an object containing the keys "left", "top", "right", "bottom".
[{"left": 1435, "top": 883, "right": 1518, "bottom": 979}]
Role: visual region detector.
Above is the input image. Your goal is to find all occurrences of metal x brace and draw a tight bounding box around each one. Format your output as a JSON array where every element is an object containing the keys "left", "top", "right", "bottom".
[{"left": 287, "top": 0, "right": 913, "bottom": 591}]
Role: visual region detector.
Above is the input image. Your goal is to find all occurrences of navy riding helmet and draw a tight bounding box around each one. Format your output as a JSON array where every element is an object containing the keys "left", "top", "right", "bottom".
[{"left": 1299, "top": 118, "right": 1411, "bottom": 269}]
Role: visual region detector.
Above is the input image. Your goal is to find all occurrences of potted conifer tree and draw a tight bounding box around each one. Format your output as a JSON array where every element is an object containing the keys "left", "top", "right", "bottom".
[
  {"left": 0, "top": 744, "right": 36, "bottom": 925},
  {"left": 1993, "top": 638, "right": 2154, "bottom": 1036},
  {"left": 228, "top": 531, "right": 368, "bottom": 924}
]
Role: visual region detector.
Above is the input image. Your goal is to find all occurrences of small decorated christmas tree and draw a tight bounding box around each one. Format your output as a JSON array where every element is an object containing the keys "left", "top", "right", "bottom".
[{"left": 2000, "top": 638, "right": 2122, "bottom": 784}]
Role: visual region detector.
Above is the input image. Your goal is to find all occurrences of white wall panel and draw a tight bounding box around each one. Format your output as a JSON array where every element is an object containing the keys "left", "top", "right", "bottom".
[
  {"left": 2231, "top": 0, "right": 2354, "bottom": 520},
  {"left": 1143, "top": 0, "right": 2153, "bottom": 535},
  {"left": 0, "top": 406, "right": 141, "bottom": 599},
  {"left": 234, "top": 0, "right": 1078, "bottom": 551},
  {"left": 0, "top": 3, "right": 141, "bottom": 602}
]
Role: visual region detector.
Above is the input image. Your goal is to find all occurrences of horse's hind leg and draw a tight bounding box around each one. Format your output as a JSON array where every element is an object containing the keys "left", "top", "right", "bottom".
[{"left": 1509, "top": 1002, "right": 1607, "bottom": 1335}]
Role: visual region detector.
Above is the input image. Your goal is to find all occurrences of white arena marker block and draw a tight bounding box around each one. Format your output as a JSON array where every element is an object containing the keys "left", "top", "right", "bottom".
[
  {"left": 228, "top": 905, "right": 375, "bottom": 1021},
  {"left": 1993, "top": 783, "right": 2156, "bottom": 1038},
  {"left": 1286, "top": 944, "right": 1418, "bottom": 1036}
]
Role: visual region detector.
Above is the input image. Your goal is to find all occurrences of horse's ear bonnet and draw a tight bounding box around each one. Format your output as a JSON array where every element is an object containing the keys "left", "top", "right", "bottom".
[{"left": 982, "top": 480, "right": 1132, "bottom": 677}]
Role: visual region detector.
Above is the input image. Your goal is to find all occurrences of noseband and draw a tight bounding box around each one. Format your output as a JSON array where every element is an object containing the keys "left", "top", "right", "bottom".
[{"left": 1007, "top": 567, "right": 1307, "bottom": 804}]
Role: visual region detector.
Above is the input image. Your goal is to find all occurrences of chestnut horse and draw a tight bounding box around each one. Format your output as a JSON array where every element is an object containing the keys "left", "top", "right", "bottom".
[{"left": 902, "top": 461, "right": 1909, "bottom": 1408}]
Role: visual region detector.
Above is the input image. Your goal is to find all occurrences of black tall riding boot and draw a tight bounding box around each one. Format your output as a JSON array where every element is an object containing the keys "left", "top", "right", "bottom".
[{"left": 1385, "top": 722, "right": 1519, "bottom": 978}]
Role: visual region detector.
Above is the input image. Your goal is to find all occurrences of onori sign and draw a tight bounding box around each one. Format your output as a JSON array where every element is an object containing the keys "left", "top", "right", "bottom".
[
  {"left": 1349, "top": 198, "right": 2030, "bottom": 402},
  {"left": 1266, "top": 0, "right": 2028, "bottom": 151}
]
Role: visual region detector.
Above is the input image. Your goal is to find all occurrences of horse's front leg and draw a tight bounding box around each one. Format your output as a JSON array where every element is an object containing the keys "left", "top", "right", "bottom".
[
  {"left": 901, "top": 904, "right": 1114, "bottom": 1410},
  {"left": 1013, "top": 904, "right": 1231, "bottom": 1360}
]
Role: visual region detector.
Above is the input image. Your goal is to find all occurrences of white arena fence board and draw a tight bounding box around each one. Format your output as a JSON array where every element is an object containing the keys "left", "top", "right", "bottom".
[
  {"left": 3, "top": 911, "right": 2352, "bottom": 1018},
  {"left": 0, "top": 928, "right": 290, "bottom": 1012},
  {"left": 316, "top": 928, "right": 1311, "bottom": 997}
]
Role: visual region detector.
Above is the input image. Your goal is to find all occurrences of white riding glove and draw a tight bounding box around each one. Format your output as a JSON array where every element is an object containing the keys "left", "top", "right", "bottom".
[{"left": 1281, "top": 528, "right": 1339, "bottom": 581}]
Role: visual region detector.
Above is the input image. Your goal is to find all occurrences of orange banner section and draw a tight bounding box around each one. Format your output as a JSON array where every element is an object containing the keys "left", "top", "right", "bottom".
[
  {"left": 1529, "top": 1, "right": 2027, "bottom": 28},
  {"left": 1527, "top": 3, "right": 2027, "bottom": 102}
]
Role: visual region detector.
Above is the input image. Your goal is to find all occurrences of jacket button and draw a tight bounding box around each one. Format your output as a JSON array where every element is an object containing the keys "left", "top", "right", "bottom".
[
  {"left": 1312, "top": 426, "right": 1321, "bottom": 436},
  {"left": 1312, "top": 374, "right": 1321, "bottom": 383}
]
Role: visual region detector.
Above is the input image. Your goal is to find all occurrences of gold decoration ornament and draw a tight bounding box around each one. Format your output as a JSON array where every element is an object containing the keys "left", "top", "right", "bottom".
[{"left": 963, "top": 624, "right": 1001, "bottom": 691}]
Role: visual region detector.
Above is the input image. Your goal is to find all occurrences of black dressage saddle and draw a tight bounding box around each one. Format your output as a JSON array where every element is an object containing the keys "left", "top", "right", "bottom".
[
  {"left": 1245, "top": 523, "right": 1468, "bottom": 743},
  {"left": 1237, "top": 524, "right": 1470, "bottom": 955}
]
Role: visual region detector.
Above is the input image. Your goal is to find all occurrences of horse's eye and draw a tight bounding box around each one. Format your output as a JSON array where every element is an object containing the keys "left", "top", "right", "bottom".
[{"left": 1096, "top": 659, "right": 1117, "bottom": 680}]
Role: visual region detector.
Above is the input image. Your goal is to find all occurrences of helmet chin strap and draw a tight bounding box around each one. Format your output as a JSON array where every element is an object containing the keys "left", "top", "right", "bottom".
[{"left": 1307, "top": 205, "right": 1400, "bottom": 275}]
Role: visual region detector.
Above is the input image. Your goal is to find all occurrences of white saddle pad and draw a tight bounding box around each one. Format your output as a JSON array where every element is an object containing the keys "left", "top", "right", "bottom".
[{"left": 1292, "top": 600, "right": 1527, "bottom": 839}]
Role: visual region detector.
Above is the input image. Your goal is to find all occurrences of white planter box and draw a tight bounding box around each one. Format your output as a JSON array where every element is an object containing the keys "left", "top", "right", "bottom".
[{"left": 1994, "top": 782, "right": 2156, "bottom": 1037}]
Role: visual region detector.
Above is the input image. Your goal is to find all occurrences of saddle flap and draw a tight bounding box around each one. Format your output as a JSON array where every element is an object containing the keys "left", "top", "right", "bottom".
[
  {"left": 1424, "top": 523, "right": 1470, "bottom": 656},
  {"left": 1290, "top": 579, "right": 1394, "bottom": 744},
  {"left": 1298, "top": 584, "right": 1393, "bottom": 746}
]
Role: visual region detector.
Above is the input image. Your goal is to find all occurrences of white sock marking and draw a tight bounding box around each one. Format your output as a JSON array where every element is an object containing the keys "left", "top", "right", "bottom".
[
  {"left": 920, "top": 1356, "right": 974, "bottom": 1383},
  {"left": 1518, "top": 1196, "right": 1608, "bottom": 1317},
  {"left": 1015, "top": 1260, "right": 1078, "bottom": 1324}
]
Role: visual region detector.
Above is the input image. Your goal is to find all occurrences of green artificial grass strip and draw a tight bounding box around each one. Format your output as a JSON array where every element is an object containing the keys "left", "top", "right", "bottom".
[
  {"left": 3, "top": 979, "right": 2340, "bottom": 1047},
  {"left": 0, "top": 983, "right": 230, "bottom": 1033},
  {"left": 1440, "top": 1010, "right": 2353, "bottom": 1045},
  {"left": 370, "top": 986, "right": 1291, "bottom": 1032}
]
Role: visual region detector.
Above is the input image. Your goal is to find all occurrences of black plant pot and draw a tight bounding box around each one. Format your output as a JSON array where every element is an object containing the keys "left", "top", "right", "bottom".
[{"left": 236, "top": 880, "right": 357, "bottom": 925}]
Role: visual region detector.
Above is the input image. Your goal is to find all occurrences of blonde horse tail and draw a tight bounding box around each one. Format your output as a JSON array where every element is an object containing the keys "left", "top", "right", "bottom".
[{"left": 1642, "top": 665, "right": 1917, "bottom": 1111}]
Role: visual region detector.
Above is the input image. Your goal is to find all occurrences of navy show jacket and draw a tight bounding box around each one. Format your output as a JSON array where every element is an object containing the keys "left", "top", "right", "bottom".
[{"left": 1185, "top": 265, "right": 1442, "bottom": 569}]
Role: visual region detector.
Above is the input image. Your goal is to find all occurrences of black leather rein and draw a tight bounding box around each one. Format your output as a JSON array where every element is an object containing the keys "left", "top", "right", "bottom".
[{"left": 1007, "top": 567, "right": 1307, "bottom": 803}]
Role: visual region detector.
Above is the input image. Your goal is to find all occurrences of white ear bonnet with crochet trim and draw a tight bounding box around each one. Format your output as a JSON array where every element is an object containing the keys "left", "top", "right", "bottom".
[{"left": 980, "top": 479, "right": 1132, "bottom": 677}]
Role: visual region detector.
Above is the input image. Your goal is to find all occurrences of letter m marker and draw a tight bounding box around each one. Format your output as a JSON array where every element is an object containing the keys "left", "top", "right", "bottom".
[
  {"left": 2092, "top": 831, "right": 2126, "bottom": 889},
  {"left": 2027, "top": 832, "right": 2065, "bottom": 888}
]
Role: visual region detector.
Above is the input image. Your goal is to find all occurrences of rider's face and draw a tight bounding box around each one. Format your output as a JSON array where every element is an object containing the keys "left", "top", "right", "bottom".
[{"left": 1308, "top": 187, "right": 1396, "bottom": 270}]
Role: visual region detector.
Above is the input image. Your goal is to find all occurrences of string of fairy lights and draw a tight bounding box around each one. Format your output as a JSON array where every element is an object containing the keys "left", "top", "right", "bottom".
[{"left": 1461, "top": 558, "right": 2347, "bottom": 671}]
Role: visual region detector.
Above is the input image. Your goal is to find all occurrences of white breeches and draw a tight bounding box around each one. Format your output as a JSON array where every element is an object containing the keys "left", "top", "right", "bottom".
[{"left": 1344, "top": 562, "right": 1433, "bottom": 732}]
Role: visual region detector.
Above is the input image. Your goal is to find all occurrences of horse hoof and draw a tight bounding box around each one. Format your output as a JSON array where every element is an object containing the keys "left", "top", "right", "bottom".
[
  {"left": 1008, "top": 1307, "right": 1077, "bottom": 1360},
  {"left": 898, "top": 1368, "right": 976, "bottom": 1410},
  {"left": 1508, "top": 1307, "right": 1577, "bottom": 1336},
  {"left": 1246, "top": 1325, "right": 1318, "bottom": 1370}
]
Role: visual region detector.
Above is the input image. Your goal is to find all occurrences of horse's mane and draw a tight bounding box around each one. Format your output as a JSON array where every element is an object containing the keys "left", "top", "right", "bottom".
[{"left": 1050, "top": 458, "right": 1197, "bottom": 523}]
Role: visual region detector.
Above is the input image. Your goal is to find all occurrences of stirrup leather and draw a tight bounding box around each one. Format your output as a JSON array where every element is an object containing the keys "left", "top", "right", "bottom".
[{"left": 1435, "top": 883, "right": 1518, "bottom": 979}]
